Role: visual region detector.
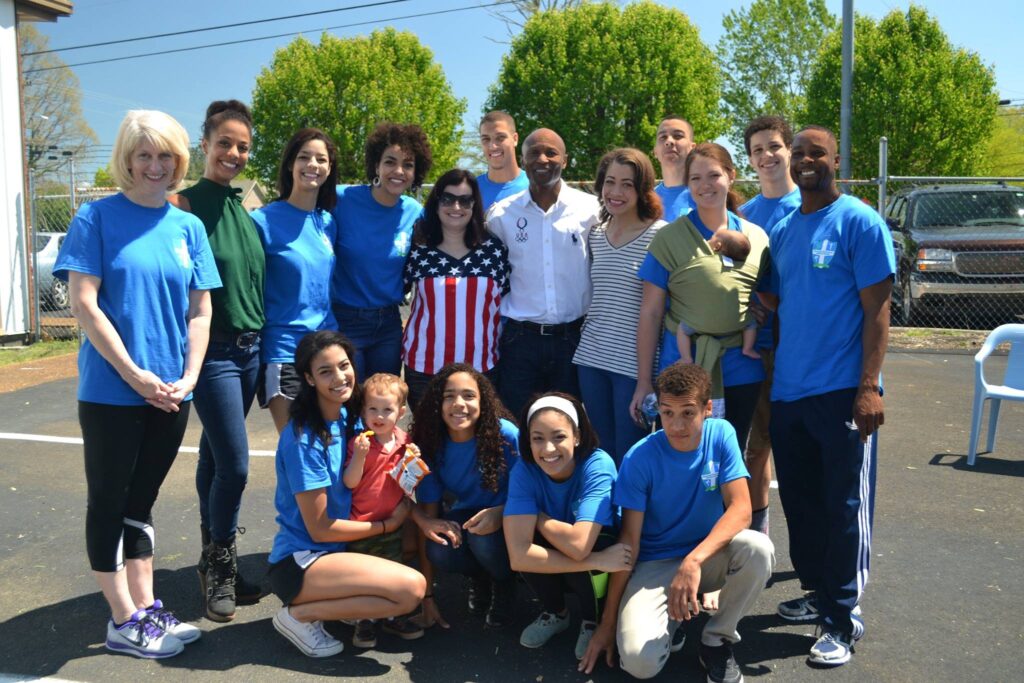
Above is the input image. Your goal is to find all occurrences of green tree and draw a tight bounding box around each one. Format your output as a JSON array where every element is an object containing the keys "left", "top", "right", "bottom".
[
  {"left": 92, "top": 166, "right": 116, "bottom": 188},
  {"left": 486, "top": 1, "right": 724, "bottom": 181},
  {"left": 804, "top": 5, "right": 998, "bottom": 179},
  {"left": 19, "top": 24, "right": 98, "bottom": 178},
  {"left": 186, "top": 144, "right": 206, "bottom": 181},
  {"left": 986, "top": 107, "right": 1024, "bottom": 178},
  {"left": 250, "top": 29, "right": 465, "bottom": 187},
  {"left": 717, "top": 0, "right": 837, "bottom": 160}
]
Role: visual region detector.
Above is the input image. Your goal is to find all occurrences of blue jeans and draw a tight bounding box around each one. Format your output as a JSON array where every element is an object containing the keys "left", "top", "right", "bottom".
[
  {"left": 193, "top": 339, "right": 260, "bottom": 543},
  {"left": 425, "top": 507, "right": 512, "bottom": 580},
  {"left": 576, "top": 364, "right": 648, "bottom": 465},
  {"left": 333, "top": 304, "right": 402, "bottom": 379},
  {"left": 497, "top": 318, "right": 582, "bottom": 418}
]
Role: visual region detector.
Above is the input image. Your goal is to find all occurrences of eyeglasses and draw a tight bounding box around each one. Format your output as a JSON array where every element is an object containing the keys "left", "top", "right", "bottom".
[{"left": 438, "top": 192, "right": 475, "bottom": 208}]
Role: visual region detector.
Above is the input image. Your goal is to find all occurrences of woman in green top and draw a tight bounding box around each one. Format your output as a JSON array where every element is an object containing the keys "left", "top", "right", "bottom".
[{"left": 169, "top": 100, "right": 266, "bottom": 623}]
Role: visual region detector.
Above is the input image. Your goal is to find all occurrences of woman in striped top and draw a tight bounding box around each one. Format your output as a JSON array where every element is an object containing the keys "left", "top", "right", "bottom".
[
  {"left": 572, "top": 148, "right": 665, "bottom": 464},
  {"left": 402, "top": 169, "right": 511, "bottom": 411}
]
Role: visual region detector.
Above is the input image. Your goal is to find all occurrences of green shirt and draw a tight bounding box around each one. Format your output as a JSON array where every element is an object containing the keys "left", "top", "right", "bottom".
[{"left": 177, "top": 178, "right": 265, "bottom": 333}]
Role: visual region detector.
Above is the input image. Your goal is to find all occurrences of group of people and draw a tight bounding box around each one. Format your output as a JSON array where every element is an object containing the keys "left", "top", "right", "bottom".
[{"left": 53, "top": 99, "right": 894, "bottom": 683}]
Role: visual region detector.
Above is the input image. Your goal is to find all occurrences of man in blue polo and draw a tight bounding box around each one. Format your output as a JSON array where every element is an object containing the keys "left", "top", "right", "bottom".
[{"left": 763, "top": 125, "right": 894, "bottom": 667}]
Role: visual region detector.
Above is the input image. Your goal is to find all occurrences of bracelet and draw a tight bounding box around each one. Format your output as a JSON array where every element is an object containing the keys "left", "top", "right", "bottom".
[{"left": 380, "top": 520, "right": 387, "bottom": 536}]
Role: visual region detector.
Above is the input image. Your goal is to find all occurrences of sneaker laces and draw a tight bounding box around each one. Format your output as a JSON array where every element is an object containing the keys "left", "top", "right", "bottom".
[
  {"left": 307, "top": 620, "right": 336, "bottom": 647},
  {"left": 134, "top": 616, "right": 166, "bottom": 643},
  {"left": 147, "top": 603, "right": 181, "bottom": 630}
]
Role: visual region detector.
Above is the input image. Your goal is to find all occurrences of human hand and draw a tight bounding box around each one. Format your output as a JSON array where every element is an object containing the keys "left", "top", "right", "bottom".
[
  {"left": 853, "top": 385, "right": 884, "bottom": 442},
  {"left": 353, "top": 431, "right": 372, "bottom": 459},
  {"left": 419, "top": 516, "right": 462, "bottom": 548},
  {"left": 589, "top": 543, "right": 633, "bottom": 574},
  {"left": 416, "top": 596, "right": 450, "bottom": 630},
  {"left": 668, "top": 557, "right": 701, "bottom": 621},
  {"left": 629, "top": 383, "right": 653, "bottom": 429},
  {"left": 463, "top": 506, "right": 502, "bottom": 536},
  {"left": 578, "top": 620, "right": 616, "bottom": 674}
]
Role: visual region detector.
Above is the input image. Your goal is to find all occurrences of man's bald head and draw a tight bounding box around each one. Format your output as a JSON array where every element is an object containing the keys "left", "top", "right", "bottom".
[
  {"left": 522, "top": 128, "right": 568, "bottom": 190},
  {"left": 522, "top": 128, "right": 566, "bottom": 156}
]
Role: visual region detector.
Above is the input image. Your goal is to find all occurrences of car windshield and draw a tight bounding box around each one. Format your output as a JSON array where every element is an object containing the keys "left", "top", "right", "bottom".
[{"left": 912, "top": 191, "right": 1024, "bottom": 228}]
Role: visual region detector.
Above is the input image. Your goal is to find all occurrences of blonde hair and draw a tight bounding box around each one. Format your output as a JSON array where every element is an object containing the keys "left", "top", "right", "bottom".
[
  {"left": 110, "top": 110, "right": 190, "bottom": 191},
  {"left": 362, "top": 373, "right": 409, "bottom": 406}
]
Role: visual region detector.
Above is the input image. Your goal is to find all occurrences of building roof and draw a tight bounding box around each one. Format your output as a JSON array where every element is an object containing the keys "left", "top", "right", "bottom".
[{"left": 15, "top": 0, "right": 73, "bottom": 22}]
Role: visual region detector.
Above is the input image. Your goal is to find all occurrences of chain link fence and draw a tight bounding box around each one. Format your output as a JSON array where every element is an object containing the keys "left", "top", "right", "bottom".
[{"left": 28, "top": 179, "right": 116, "bottom": 341}]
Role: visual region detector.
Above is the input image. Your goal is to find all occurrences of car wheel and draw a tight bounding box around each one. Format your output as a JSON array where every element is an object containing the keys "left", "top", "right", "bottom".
[
  {"left": 50, "top": 279, "right": 70, "bottom": 310},
  {"left": 899, "top": 274, "right": 918, "bottom": 326}
]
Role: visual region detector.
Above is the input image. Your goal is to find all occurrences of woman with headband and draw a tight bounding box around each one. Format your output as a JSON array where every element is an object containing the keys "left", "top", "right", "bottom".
[{"left": 504, "top": 393, "right": 632, "bottom": 660}]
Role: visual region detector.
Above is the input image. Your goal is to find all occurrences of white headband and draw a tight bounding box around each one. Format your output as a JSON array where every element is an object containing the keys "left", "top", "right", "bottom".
[{"left": 527, "top": 396, "right": 579, "bottom": 428}]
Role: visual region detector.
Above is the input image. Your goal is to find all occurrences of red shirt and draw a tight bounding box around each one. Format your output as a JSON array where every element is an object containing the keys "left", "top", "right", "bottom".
[{"left": 345, "top": 427, "right": 407, "bottom": 522}]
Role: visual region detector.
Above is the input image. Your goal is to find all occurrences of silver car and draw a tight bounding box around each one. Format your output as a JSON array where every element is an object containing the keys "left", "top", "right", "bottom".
[{"left": 34, "top": 232, "right": 69, "bottom": 311}]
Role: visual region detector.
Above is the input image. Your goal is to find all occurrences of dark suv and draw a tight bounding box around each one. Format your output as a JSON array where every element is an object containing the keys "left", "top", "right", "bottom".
[{"left": 885, "top": 184, "right": 1024, "bottom": 326}]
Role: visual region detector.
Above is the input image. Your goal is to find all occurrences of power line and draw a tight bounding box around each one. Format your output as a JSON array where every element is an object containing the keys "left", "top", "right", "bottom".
[
  {"left": 21, "top": 0, "right": 415, "bottom": 56},
  {"left": 24, "top": 1, "right": 517, "bottom": 74}
]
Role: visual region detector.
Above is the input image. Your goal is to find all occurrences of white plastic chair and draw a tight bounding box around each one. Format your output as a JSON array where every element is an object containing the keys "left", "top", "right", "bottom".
[{"left": 967, "top": 324, "right": 1024, "bottom": 465}]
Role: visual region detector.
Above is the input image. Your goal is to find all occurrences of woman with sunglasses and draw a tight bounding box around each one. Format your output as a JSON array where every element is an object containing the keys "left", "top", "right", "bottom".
[{"left": 402, "top": 169, "right": 510, "bottom": 410}]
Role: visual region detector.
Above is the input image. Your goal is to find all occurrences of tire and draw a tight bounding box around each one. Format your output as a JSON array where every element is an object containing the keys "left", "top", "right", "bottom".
[
  {"left": 50, "top": 279, "right": 70, "bottom": 310},
  {"left": 899, "top": 274, "right": 919, "bottom": 327}
]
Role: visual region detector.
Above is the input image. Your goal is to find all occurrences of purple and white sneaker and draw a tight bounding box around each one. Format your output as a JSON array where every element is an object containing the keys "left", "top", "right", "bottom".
[
  {"left": 105, "top": 609, "right": 184, "bottom": 658},
  {"left": 146, "top": 599, "right": 202, "bottom": 644}
]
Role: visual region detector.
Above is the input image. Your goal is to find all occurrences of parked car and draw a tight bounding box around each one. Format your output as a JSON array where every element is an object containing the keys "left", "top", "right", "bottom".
[
  {"left": 34, "top": 232, "right": 68, "bottom": 311},
  {"left": 885, "top": 184, "right": 1024, "bottom": 326}
]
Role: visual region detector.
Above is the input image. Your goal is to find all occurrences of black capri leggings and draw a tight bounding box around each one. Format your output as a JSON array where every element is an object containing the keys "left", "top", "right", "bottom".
[
  {"left": 724, "top": 381, "right": 762, "bottom": 452},
  {"left": 79, "top": 401, "right": 191, "bottom": 572},
  {"left": 520, "top": 532, "right": 617, "bottom": 622}
]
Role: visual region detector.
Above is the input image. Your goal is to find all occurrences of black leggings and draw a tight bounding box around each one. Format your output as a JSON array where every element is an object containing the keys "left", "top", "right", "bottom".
[
  {"left": 520, "top": 533, "right": 615, "bottom": 622},
  {"left": 724, "top": 381, "right": 762, "bottom": 451},
  {"left": 80, "top": 401, "right": 191, "bottom": 572}
]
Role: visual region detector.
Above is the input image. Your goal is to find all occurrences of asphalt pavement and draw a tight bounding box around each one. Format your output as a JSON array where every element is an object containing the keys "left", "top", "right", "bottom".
[{"left": 0, "top": 351, "right": 1021, "bottom": 682}]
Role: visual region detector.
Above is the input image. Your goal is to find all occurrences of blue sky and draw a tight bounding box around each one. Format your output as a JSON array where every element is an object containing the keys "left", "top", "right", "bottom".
[{"left": 30, "top": 0, "right": 1024, "bottom": 177}]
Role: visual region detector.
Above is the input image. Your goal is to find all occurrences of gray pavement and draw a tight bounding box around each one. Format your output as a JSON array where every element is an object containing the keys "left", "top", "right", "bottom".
[{"left": 0, "top": 351, "right": 1021, "bottom": 682}]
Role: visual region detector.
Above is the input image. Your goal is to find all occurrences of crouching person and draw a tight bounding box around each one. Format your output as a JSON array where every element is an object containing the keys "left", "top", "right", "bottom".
[{"left": 579, "top": 363, "right": 774, "bottom": 683}]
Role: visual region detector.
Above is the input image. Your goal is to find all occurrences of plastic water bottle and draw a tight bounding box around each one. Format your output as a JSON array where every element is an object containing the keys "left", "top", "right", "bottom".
[{"left": 641, "top": 393, "right": 659, "bottom": 423}]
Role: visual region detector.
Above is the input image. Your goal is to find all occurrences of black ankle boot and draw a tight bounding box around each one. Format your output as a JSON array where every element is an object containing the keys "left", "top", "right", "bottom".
[
  {"left": 486, "top": 578, "right": 516, "bottom": 628},
  {"left": 206, "top": 538, "right": 237, "bottom": 622},
  {"left": 467, "top": 574, "right": 491, "bottom": 616},
  {"left": 229, "top": 531, "right": 263, "bottom": 605}
]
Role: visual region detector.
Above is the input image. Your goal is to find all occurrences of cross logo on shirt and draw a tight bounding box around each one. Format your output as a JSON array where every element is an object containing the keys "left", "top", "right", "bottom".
[
  {"left": 811, "top": 239, "right": 836, "bottom": 269},
  {"left": 174, "top": 239, "right": 191, "bottom": 269}
]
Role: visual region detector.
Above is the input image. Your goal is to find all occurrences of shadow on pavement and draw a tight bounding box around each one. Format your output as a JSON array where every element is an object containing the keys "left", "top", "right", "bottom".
[{"left": 928, "top": 452, "right": 1024, "bottom": 477}]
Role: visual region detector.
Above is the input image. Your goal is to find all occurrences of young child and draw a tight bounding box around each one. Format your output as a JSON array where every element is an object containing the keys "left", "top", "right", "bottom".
[
  {"left": 676, "top": 228, "right": 761, "bottom": 364},
  {"left": 343, "top": 373, "right": 424, "bottom": 648}
]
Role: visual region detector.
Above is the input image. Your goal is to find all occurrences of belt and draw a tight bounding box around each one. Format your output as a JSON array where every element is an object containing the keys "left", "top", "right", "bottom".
[
  {"left": 507, "top": 317, "right": 584, "bottom": 337},
  {"left": 209, "top": 330, "right": 260, "bottom": 349}
]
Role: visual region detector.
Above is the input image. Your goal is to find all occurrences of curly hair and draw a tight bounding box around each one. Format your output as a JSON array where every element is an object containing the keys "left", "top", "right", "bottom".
[
  {"left": 410, "top": 363, "right": 514, "bottom": 494},
  {"left": 413, "top": 168, "right": 489, "bottom": 249},
  {"left": 743, "top": 115, "right": 793, "bottom": 157},
  {"left": 593, "top": 147, "right": 663, "bottom": 223},
  {"left": 364, "top": 122, "right": 433, "bottom": 190},
  {"left": 290, "top": 331, "right": 362, "bottom": 447},
  {"left": 655, "top": 361, "right": 711, "bottom": 405},
  {"left": 517, "top": 392, "right": 600, "bottom": 468}
]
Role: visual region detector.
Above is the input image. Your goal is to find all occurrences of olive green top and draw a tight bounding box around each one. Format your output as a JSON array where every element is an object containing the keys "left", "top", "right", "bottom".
[{"left": 177, "top": 178, "right": 265, "bottom": 333}]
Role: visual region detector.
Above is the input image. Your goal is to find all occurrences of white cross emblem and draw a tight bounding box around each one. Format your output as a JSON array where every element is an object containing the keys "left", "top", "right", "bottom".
[
  {"left": 174, "top": 239, "right": 191, "bottom": 269},
  {"left": 812, "top": 239, "right": 836, "bottom": 268}
]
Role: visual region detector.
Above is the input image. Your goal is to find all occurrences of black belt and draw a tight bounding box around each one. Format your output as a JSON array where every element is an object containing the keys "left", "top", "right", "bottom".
[
  {"left": 209, "top": 330, "right": 260, "bottom": 349},
  {"left": 507, "top": 317, "right": 584, "bottom": 337}
]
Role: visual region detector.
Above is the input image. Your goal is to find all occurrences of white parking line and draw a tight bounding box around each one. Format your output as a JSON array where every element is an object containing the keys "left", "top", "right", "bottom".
[{"left": 0, "top": 432, "right": 275, "bottom": 457}]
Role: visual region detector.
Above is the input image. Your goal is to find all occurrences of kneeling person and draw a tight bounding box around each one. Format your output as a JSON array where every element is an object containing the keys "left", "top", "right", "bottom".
[{"left": 580, "top": 363, "right": 774, "bottom": 683}]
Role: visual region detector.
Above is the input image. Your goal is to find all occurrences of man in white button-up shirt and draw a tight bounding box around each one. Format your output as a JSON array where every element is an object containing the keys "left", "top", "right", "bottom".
[{"left": 487, "top": 128, "right": 600, "bottom": 416}]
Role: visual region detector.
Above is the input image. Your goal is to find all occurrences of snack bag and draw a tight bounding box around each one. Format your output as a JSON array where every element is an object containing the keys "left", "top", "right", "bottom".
[{"left": 389, "top": 442, "right": 430, "bottom": 501}]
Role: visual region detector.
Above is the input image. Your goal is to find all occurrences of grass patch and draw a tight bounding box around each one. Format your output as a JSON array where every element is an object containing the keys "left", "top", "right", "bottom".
[{"left": 0, "top": 340, "right": 78, "bottom": 367}]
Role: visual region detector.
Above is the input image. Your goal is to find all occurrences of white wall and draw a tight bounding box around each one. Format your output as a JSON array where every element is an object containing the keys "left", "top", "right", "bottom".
[{"left": 0, "top": 0, "right": 28, "bottom": 336}]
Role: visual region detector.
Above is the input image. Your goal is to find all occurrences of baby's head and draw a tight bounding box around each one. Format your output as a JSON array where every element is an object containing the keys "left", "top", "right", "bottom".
[
  {"left": 709, "top": 229, "right": 751, "bottom": 262},
  {"left": 360, "top": 373, "right": 408, "bottom": 441}
]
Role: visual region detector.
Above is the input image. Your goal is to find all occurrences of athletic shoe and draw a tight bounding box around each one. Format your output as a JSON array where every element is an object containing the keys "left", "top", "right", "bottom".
[
  {"left": 698, "top": 641, "right": 744, "bottom": 683},
  {"left": 272, "top": 607, "right": 344, "bottom": 658},
  {"left": 808, "top": 628, "right": 855, "bottom": 666},
  {"left": 670, "top": 624, "right": 687, "bottom": 653},
  {"left": 105, "top": 610, "right": 184, "bottom": 659},
  {"left": 519, "top": 611, "right": 570, "bottom": 648},
  {"left": 574, "top": 620, "right": 597, "bottom": 660},
  {"left": 145, "top": 600, "right": 201, "bottom": 644},
  {"left": 467, "top": 574, "right": 491, "bottom": 616},
  {"left": 381, "top": 614, "right": 424, "bottom": 641},
  {"left": 777, "top": 594, "right": 819, "bottom": 622},
  {"left": 352, "top": 619, "right": 377, "bottom": 649}
]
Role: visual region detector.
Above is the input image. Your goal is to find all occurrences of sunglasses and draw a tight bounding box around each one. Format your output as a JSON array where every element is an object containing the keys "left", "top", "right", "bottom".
[{"left": 438, "top": 192, "right": 475, "bottom": 208}]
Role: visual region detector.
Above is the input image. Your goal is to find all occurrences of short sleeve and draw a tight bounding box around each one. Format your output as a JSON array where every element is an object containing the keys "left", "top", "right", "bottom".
[
  {"left": 637, "top": 251, "right": 669, "bottom": 289},
  {"left": 714, "top": 421, "right": 749, "bottom": 486},
  {"left": 494, "top": 238, "right": 511, "bottom": 296},
  {"left": 189, "top": 220, "right": 222, "bottom": 291},
  {"left": 417, "top": 470, "right": 442, "bottom": 505},
  {"left": 503, "top": 460, "right": 539, "bottom": 516},
  {"left": 574, "top": 452, "right": 615, "bottom": 525},
  {"left": 54, "top": 203, "right": 104, "bottom": 281},
  {"left": 851, "top": 212, "right": 897, "bottom": 291},
  {"left": 281, "top": 436, "right": 333, "bottom": 496}
]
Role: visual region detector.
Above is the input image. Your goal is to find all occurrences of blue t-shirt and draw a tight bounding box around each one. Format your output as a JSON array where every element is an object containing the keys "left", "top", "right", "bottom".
[
  {"left": 53, "top": 193, "right": 222, "bottom": 406},
  {"left": 769, "top": 194, "right": 896, "bottom": 402},
  {"left": 740, "top": 188, "right": 801, "bottom": 349},
  {"left": 331, "top": 184, "right": 422, "bottom": 309},
  {"left": 614, "top": 419, "right": 748, "bottom": 562},
  {"left": 270, "top": 416, "right": 351, "bottom": 563},
  {"left": 418, "top": 419, "right": 519, "bottom": 511},
  {"left": 504, "top": 448, "right": 617, "bottom": 527},
  {"left": 251, "top": 201, "right": 338, "bottom": 363},
  {"left": 655, "top": 183, "right": 694, "bottom": 222},
  {"left": 637, "top": 211, "right": 765, "bottom": 387},
  {"left": 477, "top": 170, "right": 529, "bottom": 211}
]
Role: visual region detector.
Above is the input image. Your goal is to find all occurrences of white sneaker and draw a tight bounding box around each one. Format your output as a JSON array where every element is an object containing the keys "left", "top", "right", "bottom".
[
  {"left": 105, "top": 610, "right": 184, "bottom": 659},
  {"left": 146, "top": 599, "right": 202, "bottom": 644},
  {"left": 574, "top": 620, "right": 597, "bottom": 660},
  {"left": 519, "top": 611, "right": 570, "bottom": 649},
  {"left": 273, "top": 607, "right": 344, "bottom": 658}
]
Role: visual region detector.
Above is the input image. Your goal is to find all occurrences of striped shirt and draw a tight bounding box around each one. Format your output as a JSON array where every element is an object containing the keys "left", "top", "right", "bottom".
[
  {"left": 573, "top": 220, "right": 666, "bottom": 378},
  {"left": 402, "top": 236, "right": 511, "bottom": 374}
]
